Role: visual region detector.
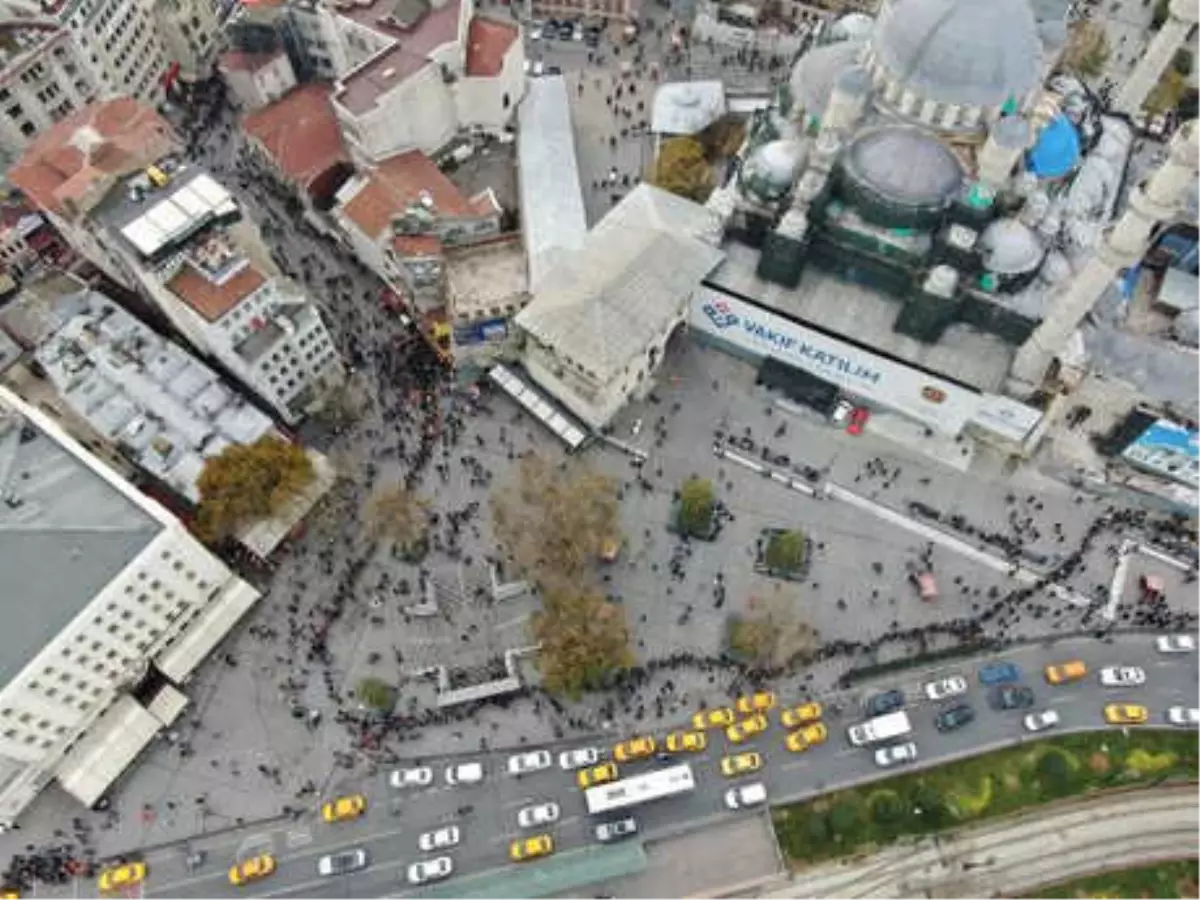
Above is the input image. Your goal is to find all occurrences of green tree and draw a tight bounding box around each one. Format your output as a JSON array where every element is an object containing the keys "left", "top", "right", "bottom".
[
  {"left": 1037, "top": 749, "right": 1079, "bottom": 798},
  {"left": 652, "top": 136, "right": 715, "bottom": 202},
  {"left": 869, "top": 790, "right": 905, "bottom": 827},
  {"left": 829, "top": 798, "right": 864, "bottom": 838},
  {"left": 765, "top": 529, "right": 807, "bottom": 573},
  {"left": 1151, "top": 0, "right": 1170, "bottom": 28},
  {"left": 356, "top": 676, "right": 396, "bottom": 711},
  {"left": 532, "top": 585, "right": 633, "bottom": 698},
  {"left": 1147, "top": 68, "right": 1190, "bottom": 114},
  {"left": 909, "top": 783, "right": 948, "bottom": 828},
  {"left": 804, "top": 812, "right": 831, "bottom": 845},
  {"left": 677, "top": 476, "right": 717, "bottom": 537},
  {"left": 1173, "top": 48, "right": 1194, "bottom": 75},
  {"left": 491, "top": 454, "right": 621, "bottom": 583},
  {"left": 1062, "top": 20, "right": 1111, "bottom": 78},
  {"left": 195, "top": 436, "right": 315, "bottom": 542},
  {"left": 367, "top": 483, "right": 430, "bottom": 557}
]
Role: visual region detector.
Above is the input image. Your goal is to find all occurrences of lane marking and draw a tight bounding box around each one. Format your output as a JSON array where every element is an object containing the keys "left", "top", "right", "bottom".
[{"left": 286, "top": 830, "right": 313, "bottom": 849}]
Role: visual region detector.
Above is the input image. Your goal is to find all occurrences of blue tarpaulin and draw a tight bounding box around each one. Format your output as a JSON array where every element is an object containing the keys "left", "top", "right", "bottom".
[{"left": 1027, "top": 115, "right": 1081, "bottom": 179}]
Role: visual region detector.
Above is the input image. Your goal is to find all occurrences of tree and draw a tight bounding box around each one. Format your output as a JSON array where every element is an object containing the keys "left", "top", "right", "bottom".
[
  {"left": 195, "top": 436, "right": 315, "bottom": 542},
  {"left": 909, "top": 783, "right": 948, "bottom": 828},
  {"left": 870, "top": 790, "right": 905, "bottom": 827},
  {"left": 764, "top": 529, "right": 807, "bottom": 573},
  {"left": 1146, "top": 68, "right": 1189, "bottom": 114},
  {"left": 1062, "top": 20, "right": 1111, "bottom": 79},
  {"left": 491, "top": 454, "right": 621, "bottom": 584},
  {"left": 532, "top": 585, "right": 633, "bottom": 698},
  {"left": 829, "top": 799, "right": 863, "bottom": 837},
  {"left": 698, "top": 115, "right": 748, "bottom": 160},
  {"left": 1037, "top": 749, "right": 1079, "bottom": 798},
  {"left": 652, "top": 136, "right": 715, "bottom": 202},
  {"left": 367, "top": 483, "right": 430, "bottom": 556},
  {"left": 727, "top": 585, "right": 818, "bottom": 667},
  {"left": 356, "top": 676, "right": 396, "bottom": 711},
  {"left": 312, "top": 375, "right": 370, "bottom": 430},
  {"left": 1151, "top": 0, "right": 1170, "bottom": 29},
  {"left": 677, "top": 476, "right": 717, "bottom": 537}
]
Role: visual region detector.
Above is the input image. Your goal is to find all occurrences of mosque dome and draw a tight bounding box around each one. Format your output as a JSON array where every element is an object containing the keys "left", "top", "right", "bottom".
[
  {"left": 788, "top": 40, "right": 863, "bottom": 119},
  {"left": 870, "top": 0, "right": 1042, "bottom": 107},
  {"left": 739, "top": 139, "right": 806, "bottom": 203},
  {"left": 829, "top": 13, "right": 875, "bottom": 42},
  {"left": 841, "top": 126, "right": 964, "bottom": 215},
  {"left": 980, "top": 218, "right": 1045, "bottom": 274}
]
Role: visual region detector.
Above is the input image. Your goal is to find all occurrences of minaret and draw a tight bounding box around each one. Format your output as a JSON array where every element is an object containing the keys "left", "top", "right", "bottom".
[
  {"left": 1008, "top": 119, "right": 1199, "bottom": 390},
  {"left": 1114, "top": 0, "right": 1200, "bottom": 114}
]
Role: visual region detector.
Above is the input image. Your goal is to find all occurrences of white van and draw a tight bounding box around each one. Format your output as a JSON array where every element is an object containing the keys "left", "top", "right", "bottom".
[
  {"left": 846, "top": 710, "right": 912, "bottom": 747},
  {"left": 444, "top": 761, "right": 484, "bottom": 786},
  {"left": 724, "top": 782, "right": 767, "bottom": 810}
]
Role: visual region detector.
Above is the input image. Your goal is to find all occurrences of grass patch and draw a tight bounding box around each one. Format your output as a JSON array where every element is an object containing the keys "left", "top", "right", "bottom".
[
  {"left": 1028, "top": 858, "right": 1199, "bottom": 898},
  {"left": 772, "top": 730, "right": 1198, "bottom": 866}
]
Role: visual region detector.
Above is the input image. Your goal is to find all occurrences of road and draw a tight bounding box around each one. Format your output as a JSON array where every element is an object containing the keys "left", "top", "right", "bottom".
[
  {"left": 760, "top": 783, "right": 1199, "bottom": 898},
  {"left": 54, "top": 633, "right": 1196, "bottom": 899}
]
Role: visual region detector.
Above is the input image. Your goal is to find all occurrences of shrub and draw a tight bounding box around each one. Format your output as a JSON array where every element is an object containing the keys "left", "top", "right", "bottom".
[
  {"left": 949, "top": 775, "right": 994, "bottom": 818},
  {"left": 869, "top": 789, "right": 905, "bottom": 826},
  {"left": 1125, "top": 748, "right": 1177, "bottom": 777},
  {"left": 829, "top": 798, "right": 864, "bottom": 837},
  {"left": 804, "top": 812, "right": 831, "bottom": 845},
  {"left": 765, "top": 529, "right": 807, "bottom": 573},
  {"left": 909, "top": 783, "right": 948, "bottom": 828},
  {"left": 1037, "top": 749, "right": 1079, "bottom": 798},
  {"left": 678, "top": 476, "right": 717, "bottom": 537}
]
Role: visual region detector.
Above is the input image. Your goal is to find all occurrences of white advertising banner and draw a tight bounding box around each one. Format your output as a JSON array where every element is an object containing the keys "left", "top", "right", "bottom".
[{"left": 691, "top": 285, "right": 1040, "bottom": 441}]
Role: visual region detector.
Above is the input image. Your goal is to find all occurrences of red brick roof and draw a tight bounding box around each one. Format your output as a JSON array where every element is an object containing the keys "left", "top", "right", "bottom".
[
  {"left": 219, "top": 49, "right": 285, "bottom": 73},
  {"left": 9, "top": 98, "right": 178, "bottom": 218},
  {"left": 166, "top": 264, "right": 267, "bottom": 322},
  {"left": 465, "top": 16, "right": 518, "bottom": 77},
  {"left": 242, "top": 84, "right": 348, "bottom": 192},
  {"left": 341, "top": 149, "right": 483, "bottom": 239},
  {"left": 393, "top": 233, "right": 443, "bottom": 257},
  {"left": 334, "top": 0, "right": 462, "bottom": 115}
]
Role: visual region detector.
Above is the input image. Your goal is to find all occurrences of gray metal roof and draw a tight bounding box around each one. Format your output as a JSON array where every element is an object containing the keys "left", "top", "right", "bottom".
[
  {"left": 515, "top": 184, "right": 724, "bottom": 382},
  {"left": 843, "top": 126, "right": 964, "bottom": 206},
  {"left": 650, "top": 81, "right": 726, "bottom": 135},
  {"left": 1082, "top": 323, "right": 1200, "bottom": 418},
  {"left": 517, "top": 76, "right": 589, "bottom": 292},
  {"left": 0, "top": 397, "right": 162, "bottom": 685},
  {"left": 871, "top": 0, "right": 1042, "bottom": 107}
]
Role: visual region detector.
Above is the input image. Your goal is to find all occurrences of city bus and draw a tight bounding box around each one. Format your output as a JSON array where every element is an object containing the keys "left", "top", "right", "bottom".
[{"left": 584, "top": 764, "right": 696, "bottom": 815}]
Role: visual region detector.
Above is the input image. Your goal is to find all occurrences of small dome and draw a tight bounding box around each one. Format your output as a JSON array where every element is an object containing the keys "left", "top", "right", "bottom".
[
  {"left": 1039, "top": 251, "right": 1072, "bottom": 285},
  {"left": 842, "top": 126, "right": 964, "bottom": 208},
  {"left": 830, "top": 13, "right": 875, "bottom": 42},
  {"left": 789, "top": 41, "right": 864, "bottom": 118},
  {"left": 980, "top": 218, "right": 1045, "bottom": 274},
  {"left": 739, "top": 139, "right": 805, "bottom": 203},
  {"left": 871, "top": 0, "right": 1042, "bottom": 107}
]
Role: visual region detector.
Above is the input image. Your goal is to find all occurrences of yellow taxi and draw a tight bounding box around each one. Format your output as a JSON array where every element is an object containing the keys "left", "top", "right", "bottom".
[
  {"left": 692, "top": 707, "right": 737, "bottom": 730},
  {"left": 665, "top": 730, "right": 707, "bottom": 753},
  {"left": 613, "top": 735, "right": 657, "bottom": 762},
  {"left": 229, "top": 854, "right": 276, "bottom": 887},
  {"left": 1, "top": 888, "right": 19, "bottom": 899},
  {"left": 322, "top": 793, "right": 367, "bottom": 823},
  {"left": 720, "top": 751, "right": 763, "bottom": 777},
  {"left": 736, "top": 692, "right": 778, "bottom": 715},
  {"left": 99, "top": 862, "right": 147, "bottom": 893},
  {"left": 785, "top": 722, "right": 828, "bottom": 753},
  {"left": 510, "top": 834, "right": 554, "bottom": 862},
  {"left": 1044, "top": 660, "right": 1088, "bottom": 685},
  {"left": 1104, "top": 703, "right": 1149, "bottom": 725},
  {"left": 577, "top": 761, "right": 619, "bottom": 789},
  {"left": 726, "top": 713, "right": 769, "bottom": 744},
  {"left": 780, "top": 702, "right": 823, "bottom": 728}
]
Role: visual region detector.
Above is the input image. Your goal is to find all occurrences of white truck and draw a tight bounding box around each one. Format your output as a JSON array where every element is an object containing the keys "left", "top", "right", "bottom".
[{"left": 847, "top": 710, "right": 912, "bottom": 747}]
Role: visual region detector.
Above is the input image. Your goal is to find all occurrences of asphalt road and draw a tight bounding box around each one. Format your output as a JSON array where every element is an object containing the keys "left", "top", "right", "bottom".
[{"left": 60, "top": 633, "right": 1197, "bottom": 900}]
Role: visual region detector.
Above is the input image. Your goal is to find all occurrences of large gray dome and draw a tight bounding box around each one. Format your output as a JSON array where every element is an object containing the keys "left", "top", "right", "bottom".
[
  {"left": 789, "top": 40, "right": 863, "bottom": 119},
  {"left": 871, "top": 0, "right": 1042, "bottom": 107},
  {"left": 842, "top": 126, "right": 964, "bottom": 208}
]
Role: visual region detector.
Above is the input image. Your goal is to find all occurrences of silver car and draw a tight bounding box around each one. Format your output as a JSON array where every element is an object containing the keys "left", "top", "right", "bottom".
[
  {"left": 406, "top": 857, "right": 453, "bottom": 885},
  {"left": 418, "top": 825, "right": 460, "bottom": 852},
  {"left": 873, "top": 741, "right": 918, "bottom": 768},
  {"left": 507, "top": 750, "right": 552, "bottom": 775},
  {"left": 317, "top": 849, "right": 368, "bottom": 877},
  {"left": 922, "top": 675, "right": 968, "bottom": 701},
  {"left": 558, "top": 747, "right": 600, "bottom": 770},
  {"left": 1167, "top": 706, "right": 1200, "bottom": 726},
  {"left": 389, "top": 766, "right": 432, "bottom": 789},
  {"left": 1023, "top": 709, "right": 1060, "bottom": 732},
  {"left": 1156, "top": 635, "right": 1197, "bottom": 653},
  {"left": 595, "top": 817, "right": 638, "bottom": 842},
  {"left": 517, "top": 802, "right": 560, "bottom": 828},
  {"left": 1099, "top": 665, "right": 1146, "bottom": 687}
]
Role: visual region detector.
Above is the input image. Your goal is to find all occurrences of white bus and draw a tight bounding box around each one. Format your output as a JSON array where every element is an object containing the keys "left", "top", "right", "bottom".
[{"left": 585, "top": 764, "right": 696, "bottom": 815}]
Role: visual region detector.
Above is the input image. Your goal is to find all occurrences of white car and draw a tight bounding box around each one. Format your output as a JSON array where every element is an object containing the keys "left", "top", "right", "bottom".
[
  {"left": 517, "top": 802, "right": 560, "bottom": 828},
  {"left": 389, "top": 767, "right": 433, "bottom": 789},
  {"left": 923, "top": 675, "right": 968, "bottom": 701},
  {"left": 406, "top": 856, "right": 453, "bottom": 885},
  {"left": 595, "top": 817, "right": 638, "bottom": 842},
  {"left": 1156, "top": 635, "right": 1197, "bottom": 653},
  {"left": 317, "top": 849, "right": 368, "bottom": 877},
  {"left": 874, "top": 742, "right": 918, "bottom": 768},
  {"left": 724, "top": 782, "right": 767, "bottom": 810},
  {"left": 1099, "top": 666, "right": 1147, "bottom": 687},
  {"left": 830, "top": 399, "right": 854, "bottom": 424},
  {"left": 558, "top": 747, "right": 600, "bottom": 770},
  {"left": 418, "top": 825, "right": 460, "bottom": 852},
  {"left": 1023, "top": 709, "right": 1060, "bottom": 732},
  {"left": 530, "top": 24, "right": 543, "bottom": 39},
  {"left": 1167, "top": 706, "right": 1200, "bottom": 726},
  {"left": 507, "top": 750, "right": 552, "bottom": 776},
  {"left": 445, "top": 761, "right": 484, "bottom": 786}
]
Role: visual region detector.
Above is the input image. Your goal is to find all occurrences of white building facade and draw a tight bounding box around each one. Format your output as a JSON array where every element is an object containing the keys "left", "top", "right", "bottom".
[{"left": 0, "top": 386, "right": 261, "bottom": 825}]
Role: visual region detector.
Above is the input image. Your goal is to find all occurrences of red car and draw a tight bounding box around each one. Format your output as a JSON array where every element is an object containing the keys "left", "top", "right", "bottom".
[{"left": 846, "top": 407, "right": 870, "bottom": 436}]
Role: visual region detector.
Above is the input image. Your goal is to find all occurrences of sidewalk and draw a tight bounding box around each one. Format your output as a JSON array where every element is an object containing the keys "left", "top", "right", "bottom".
[{"left": 759, "top": 783, "right": 1199, "bottom": 899}]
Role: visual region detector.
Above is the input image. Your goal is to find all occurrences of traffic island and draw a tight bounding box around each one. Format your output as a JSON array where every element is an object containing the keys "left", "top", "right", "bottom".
[{"left": 754, "top": 527, "right": 812, "bottom": 581}]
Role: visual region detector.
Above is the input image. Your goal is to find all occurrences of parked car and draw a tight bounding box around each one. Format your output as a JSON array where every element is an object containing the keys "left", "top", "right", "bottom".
[
  {"left": 873, "top": 742, "right": 918, "bottom": 768},
  {"left": 724, "top": 782, "right": 767, "bottom": 810},
  {"left": 865, "top": 689, "right": 905, "bottom": 717},
  {"left": 595, "top": 818, "right": 638, "bottom": 842},
  {"left": 978, "top": 661, "right": 1021, "bottom": 685},
  {"left": 846, "top": 406, "right": 870, "bottom": 435},
  {"left": 1099, "top": 665, "right": 1146, "bottom": 687},
  {"left": 389, "top": 767, "right": 432, "bottom": 789},
  {"left": 989, "top": 684, "right": 1035, "bottom": 710},
  {"left": 934, "top": 704, "right": 975, "bottom": 733},
  {"left": 507, "top": 750, "right": 552, "bottom": 775},
  {"left": 1156, "top": 635, "right": 1197, "bottom": 653},
  {"left": 923, "top": 676, "right": 967, "bottom": 701},
  {"left": 1023, "top": 709, "right": 1060, "bottom": 732},
  {"left": 445, "top": 762, "right": 484, "bottom": 786}
]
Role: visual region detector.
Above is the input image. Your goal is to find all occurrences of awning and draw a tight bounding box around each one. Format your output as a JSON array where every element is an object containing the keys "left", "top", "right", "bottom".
[
  {"left": 155, "top": 580, "right": 261, "bottom": 683},
  {"left": 55, "top": 696, "right": 162, "bottom": 808},
  {"left": 488, "top": 364, "right": 589, "bottom": 450}
]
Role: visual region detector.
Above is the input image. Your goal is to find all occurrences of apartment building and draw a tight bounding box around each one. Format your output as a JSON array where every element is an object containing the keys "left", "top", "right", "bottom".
[
  {"left": 8, "top": 98, "right": 345, "bottom": 425},
  {"left": 150, "top": 0, "right": 223, "bottom": 85},
  {"left": 0, "top": 385, "right": 261, "bottom": 825},
  {"left": 0, "top": 21, "right": 100, "bottom": 166},
  {"left": 54, "top": 0, "right": 169, "bottom": 104}
]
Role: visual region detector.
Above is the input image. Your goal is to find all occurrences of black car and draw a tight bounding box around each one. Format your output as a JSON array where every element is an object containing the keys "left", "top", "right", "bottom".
[
  {"left": 865, "top": 689, "right": 905, "bottom": 717},
  {"left": 935, "top": 703, "right": 976, "bottom": 733},
  {"left": 989, "top": 684, "right": 1035, "bottom": 710}
]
